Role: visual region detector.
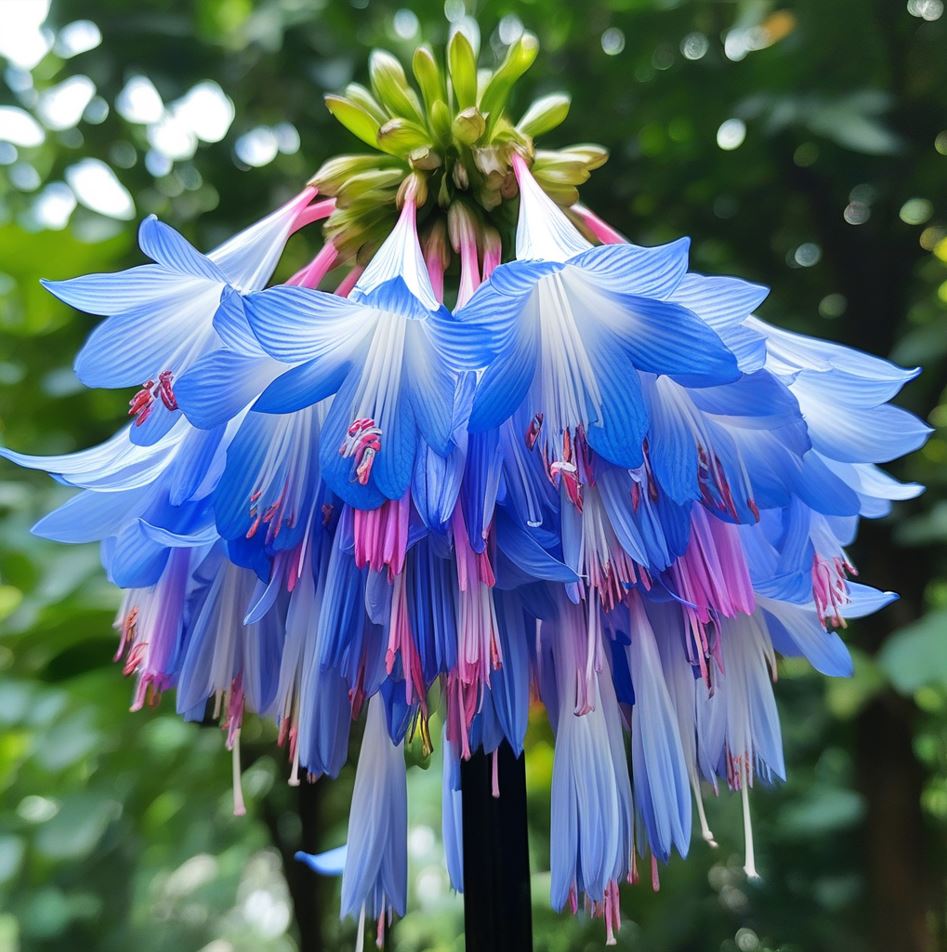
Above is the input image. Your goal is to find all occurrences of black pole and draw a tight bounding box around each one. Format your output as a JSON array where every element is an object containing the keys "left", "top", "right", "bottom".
[{"left": 460, "top": 742, "right": 533, "bottom": 952}]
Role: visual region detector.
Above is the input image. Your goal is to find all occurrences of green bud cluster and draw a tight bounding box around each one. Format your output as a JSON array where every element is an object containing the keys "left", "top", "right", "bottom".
[{"left": 310, "top": 31, "right": 608, "bottom": 263}]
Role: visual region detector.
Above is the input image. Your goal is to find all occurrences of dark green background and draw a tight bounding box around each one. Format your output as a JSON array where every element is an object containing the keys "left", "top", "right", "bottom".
[{"left": 0, "top": 1, "right": 945, "bottom": 950}]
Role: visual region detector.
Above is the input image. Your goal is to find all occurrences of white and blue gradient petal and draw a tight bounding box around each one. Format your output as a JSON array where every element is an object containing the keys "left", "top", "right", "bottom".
[{"left": 340, "top": 692, "right": 408, "bottom": 921}]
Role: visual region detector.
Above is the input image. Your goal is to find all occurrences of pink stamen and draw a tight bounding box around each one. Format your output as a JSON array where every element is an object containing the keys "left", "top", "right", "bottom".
[
  {"left": 812, "top": 554, "right": 855, "bottom": 628},
  {"left": 129, "top": 370, "right": 178, "bottom": 424},
  {"left": 385, "top": 572, "right": 427, "bottom": 711},
  {"left": 353, "top": 493, "right": 410, "bottom": 575},
  {"left": 670, "top": 506, "right": 755, "bottom": 681}
]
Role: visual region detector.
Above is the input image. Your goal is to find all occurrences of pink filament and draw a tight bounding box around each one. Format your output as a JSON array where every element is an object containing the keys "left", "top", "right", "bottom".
[
  {"left": 353, "top": 493, "right": 410, "bottom": 575},
  {"left": 385, "top": 572, "right": 426, "bottom": 709}
]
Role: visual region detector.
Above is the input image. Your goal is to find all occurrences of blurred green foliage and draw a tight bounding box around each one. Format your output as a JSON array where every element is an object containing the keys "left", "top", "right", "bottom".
[{"left": 0, "top": 1, "right": 945, "bottom": 951}]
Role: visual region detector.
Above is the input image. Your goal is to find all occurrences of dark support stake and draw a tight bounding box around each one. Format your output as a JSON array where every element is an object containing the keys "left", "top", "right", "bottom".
[{"left": 460, "top": 742, "right": 533, "bottom": 952}]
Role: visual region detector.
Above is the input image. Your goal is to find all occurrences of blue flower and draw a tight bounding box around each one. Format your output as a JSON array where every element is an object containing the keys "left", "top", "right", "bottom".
[
  {"left": 42, "top": 189, "right": 321, "bottom": 445},
  {"left": 455, "top": 156, "right": 744, "bottom": 472},
  {"left": 340, "top": 693, "right": 408, "bottom": 931},
  {"left": 240, "top": 198, "right": 492, "bottom": 509}
]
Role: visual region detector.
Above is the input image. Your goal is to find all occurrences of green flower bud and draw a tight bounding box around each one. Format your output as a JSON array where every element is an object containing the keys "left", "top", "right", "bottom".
[
  {"left": 430, "top": 100, "right": 453, "bottom": 143},
  {"left": 411, "top": 45, "right": 446, "bottom": 113},
  {"left": 533, "top": 149, "right": 593, "bottom": 186},
  {"left": 448, "top": 31, "right": 478, "bottom": 109},
  {"left": 480, "top": 32, "right": 539, "bottom": 133},
  {"left": 344, "top": 83, "right": 387, "bottom": 122},
  {"left": 376, "top": 117, "right": 432, "bottom": 155},
  {"left": 559, "top": 143, "right": 609, "bottom": 170},
  {"left": 324, "top": 95, "right": 383, "bottom": 149},
  {"left": 309, "top": 153, "right": 402, "bottom": 193},
  {"left": 408, "top": 147, "right": 442, "bottom": 171},
  {"left": 452, "top": 106, "right": 486, "bottom": 145},
  {"left": 517, "top": 93, "right": 571, "bottom": 138},
  {"left": 369, "top": 49, "right": 424, "bottom": 123},
  {"left": 334, "top": 168, "right": 406, "bottom": 207}
]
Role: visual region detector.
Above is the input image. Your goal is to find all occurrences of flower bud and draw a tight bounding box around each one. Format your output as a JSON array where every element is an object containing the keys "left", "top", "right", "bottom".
[
  {"left": 334, "top": 168, "right": 405, "bottom": 208},
  {"left": 309, "top": 153, "right": 402, "bottom": 193},
  {"left": 344, "top": 83, "right": 387, "bottom": 122},
  {"left": 517, "top": 93, "right": 571, "bottom": 138},
  {"left": 448, "top": 30, "right": 478, "bottom": 109},
  {"left": 377, "top": 117, "right": 432, "bottom": 156},
  {"left": 479, "top": 32, "right": 539, "bottom": 131},
  {"left": 369, "top": 50, "right": 425, "bottom": 124},
  {"left": 408, "top": 147, "right": 442, "bottom": 171},
  {"left": 559, "top": 143, "right": 609, "bottom": 170},
  {"left": 411, "top": 45, "right": 446, "bottom": 113},
  {"left": 452, "top": 106, "right": 486, "bottom": 145},
  {"left": 324, "top": 95, "right": 383, "bottom": 149}
]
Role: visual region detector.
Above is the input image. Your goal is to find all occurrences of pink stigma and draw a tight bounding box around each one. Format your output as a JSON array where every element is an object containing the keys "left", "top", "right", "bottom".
[
  {"left": 129, "top": 370, "right": 177, "bottom": 425},
  {"left": 340, "top": 418, "right": 383, "bottom": 485}
]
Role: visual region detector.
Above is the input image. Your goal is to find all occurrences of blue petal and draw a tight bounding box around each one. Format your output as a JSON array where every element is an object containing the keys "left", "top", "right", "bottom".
[
  {"left": 627, "top": 600, "right": 692, "bottom": 861},
  {"left": 373, "top": 386, "right": 417, "bottom": 501},
  {"left": 106, "top": 520, "right": 171, "bottom": 587},
  {"left": 319, "top": 371, "right": 387, "bottom": 510},
  {"left": 41, "top": 266, "right": 189, "bottom": 316},
  {"left": 796, "top": 394, "right": 932, "bottom": 465},
  {"left": 73, "top": 285, "right": 222, "bottom": 389},
  {"left": 176, "top": 349, "right": 282, "bottom": 429},
  {"left": 495, "top": 509, "right": 577, "bottom": 582},
  {"left": 760, "top": 599, "right": 853, "bottom": 677},
  {"left": 212, "top": 286, "right": 265, "bottom": 354},
  {"left": 138, "top": 216, "right": 228, "bottom": 282},
  {"left": 128, "top": 401, "right": 181, "bottom": 447},
  {"left": 404, "top": 320, "right": 456, "bottom": 455},
  {"left": 610, "top": 293, "right": 741, "bottom": 383},
  {"left": 295, "top": 846, "right": 347, "bottom": 876},
  {"left": 253, "top": 357, "right": 352, "bottom": 414},
  {"left": 32, "top": 484, "right": 155, "bottom": 543},
  {"left": 585, "top": 339, "right": 647, "bottom": 468},
  {"left": 244, "top": 285, "right": 371, "bottom": 363},
  {"left": 469, "top": 324, "right": 538, "bottom": 431},
  {"left": 669, "top": 273, "right": 768, "bottom": 371},
  {"left": 340, "top": 694, "right": 408, "bottom": 919},
  {"left": 569, "top": 238, "right": 691, "bottom": 298}
]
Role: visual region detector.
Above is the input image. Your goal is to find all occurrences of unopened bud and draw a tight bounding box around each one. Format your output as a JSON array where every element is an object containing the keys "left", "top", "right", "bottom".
[
  {"left": 309, "top": 153, "right": 402, "bottom": 193},
  {"left": 377, "top": 117, "right": 432, "bottom": 156},
  {"left": 397, "top": 171, "right": 428, "bottom": 208},
  {"left": 344, "top": 83, "right": 387, "bottom": 122},
  {"left": 447, "top": 30, "right": 478, "bottom": 109},
  {"left": 517, "top": 93, "right": 571, "bottom": 138},
  {"left": 412, "top": 45, "right": 446, "bottom": 112},
  {"left": 369, "top": 49, "right": 424, "bottom": 123},
  {"left": 452, "top": 106, "right": 486, "bottom": 145},
  {"left": 325, "top": 95, "right": 382, "bottom": 149},
  {"left": 479, "top": 32, "right": 539, "bottom": 131},
  {"left": 408, "top": 147, "right": 442, "bottom": 171}
]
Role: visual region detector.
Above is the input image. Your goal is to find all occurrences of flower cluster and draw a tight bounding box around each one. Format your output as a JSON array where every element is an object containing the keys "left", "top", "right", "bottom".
[{"left": 3, "top": 29, "right": 929, "bottom": 946}]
